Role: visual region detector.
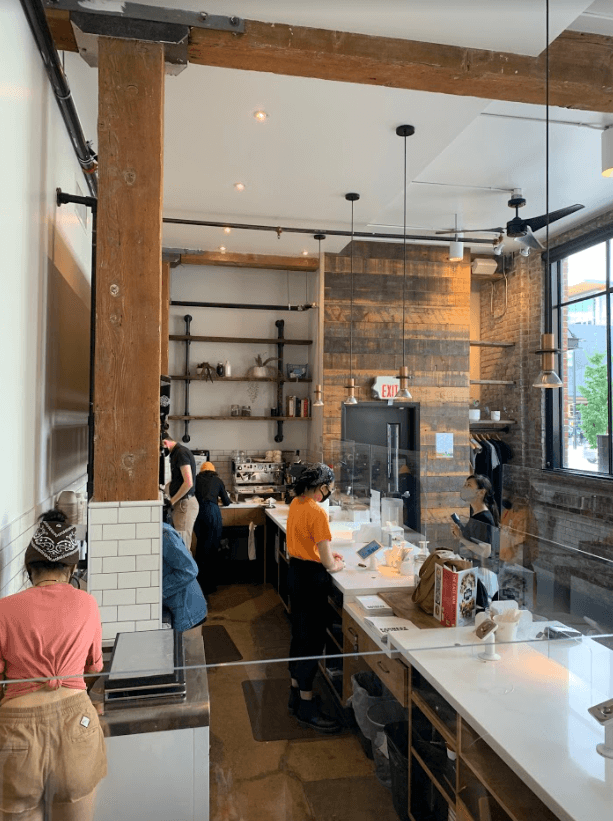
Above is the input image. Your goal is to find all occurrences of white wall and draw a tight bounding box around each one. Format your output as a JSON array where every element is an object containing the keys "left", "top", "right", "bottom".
[
  {"left": 0, "top": 1, "right": 93, "bottom": 594},
  {"left": 168, "top": 263, "right": 317, "bottom": 455}
]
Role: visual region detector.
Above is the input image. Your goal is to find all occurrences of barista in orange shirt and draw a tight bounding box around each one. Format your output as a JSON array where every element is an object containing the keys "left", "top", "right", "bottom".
[{"left": 286, "top": 463, "right": 344, "bottom": 733}]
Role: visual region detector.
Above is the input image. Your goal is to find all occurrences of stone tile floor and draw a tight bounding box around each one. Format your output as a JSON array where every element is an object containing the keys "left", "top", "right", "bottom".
[{"left": 205, "top": 583, "right": 402, "bottom": 821}]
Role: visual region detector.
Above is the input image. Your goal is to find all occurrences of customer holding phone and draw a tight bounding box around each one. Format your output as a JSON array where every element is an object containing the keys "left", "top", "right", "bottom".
[{"left": 451, "top": 474, "right": 501, "bottom": 595}]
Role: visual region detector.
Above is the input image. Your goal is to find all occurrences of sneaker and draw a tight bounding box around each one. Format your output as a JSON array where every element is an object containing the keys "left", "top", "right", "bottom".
[
  {"left": 296, "top": 698, "right": 341, "bottom": 734},
  {"left": 288, "top": 686, "right": 300, "bottom": 715}
]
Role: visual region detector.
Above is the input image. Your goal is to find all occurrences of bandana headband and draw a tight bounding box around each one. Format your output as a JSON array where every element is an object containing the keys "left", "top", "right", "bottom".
[{"left": 30, "top": 521, "right": 79, "bottom": 562}]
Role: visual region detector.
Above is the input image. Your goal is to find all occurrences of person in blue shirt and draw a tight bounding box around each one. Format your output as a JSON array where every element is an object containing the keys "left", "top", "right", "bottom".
[{"left": 162, "top": 520, "right": 208, "bottom": 632}]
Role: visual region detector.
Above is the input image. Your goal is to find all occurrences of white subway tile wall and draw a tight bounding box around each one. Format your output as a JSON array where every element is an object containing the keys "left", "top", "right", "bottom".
[
  {"left": 88, "top": 500, "right": 162, "bottom": 641},
  {"left": 0, "top": 477, "right": 87, "bottom": 599}
]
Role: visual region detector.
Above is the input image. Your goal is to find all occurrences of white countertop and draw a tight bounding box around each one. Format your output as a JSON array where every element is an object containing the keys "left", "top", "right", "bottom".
[
  {"left": 385, "top": 623, "right": 613, "bottom": 821},
  {"left": 265, "top": 506, "right": 613, "bottom": 820},
  {"left": 264, "top": 507, "right": 414, "bottom": 598}
]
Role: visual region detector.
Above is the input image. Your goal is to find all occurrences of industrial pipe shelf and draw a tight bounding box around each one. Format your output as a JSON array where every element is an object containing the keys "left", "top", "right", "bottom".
[
  {"left": 469, "top": 341, "right": 515, "bottom": 348},
  {"left": 169, "top": 335, "right": 312, "bottom": 345},
  {"left": 168, "top": 415, "right": 311, "bottom": 421},
  {"left": 170, "top": 376, "right": 312, "bottom": 383},
  {"left": 470, "top": 379, "right": 515, "bottom": 385}
]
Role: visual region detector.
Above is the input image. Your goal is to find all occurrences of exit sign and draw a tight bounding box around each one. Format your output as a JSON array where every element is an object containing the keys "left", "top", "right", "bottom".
[{"left": 372, "top": 376, "right": 400, "bottom": 399}]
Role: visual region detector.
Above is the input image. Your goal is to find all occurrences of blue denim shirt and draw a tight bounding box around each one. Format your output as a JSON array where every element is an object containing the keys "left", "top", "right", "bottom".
[{"left": 162, "top": 523, "right": 207, "bottom": 632}]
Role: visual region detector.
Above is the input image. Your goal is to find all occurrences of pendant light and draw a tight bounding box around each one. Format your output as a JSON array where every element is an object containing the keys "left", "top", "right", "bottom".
[
  {"left": 312, "top": 233, "right": 326, "bottom": 407},
  {"left": 344, "top": 193, "right": 360, "bottom": 405},
  {"left": 533, "top": 0, "right": 562, "bottom": 389},
  {"left": 396, "top": 125, "right": 414, "bottom": 400}
]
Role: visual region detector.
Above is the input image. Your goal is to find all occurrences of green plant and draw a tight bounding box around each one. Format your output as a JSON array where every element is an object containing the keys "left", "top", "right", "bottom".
[
  {"left": 254, "top": 354, "right": 280, "bottom": 367},
  {"left": 579, "top": 351, "right": 610, "bottom": 449}
]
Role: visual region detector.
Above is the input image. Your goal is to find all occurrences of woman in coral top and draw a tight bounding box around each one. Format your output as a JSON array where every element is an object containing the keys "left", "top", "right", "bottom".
[
  {"left": 0, "top": 509, "right": 106, "bottom": 820},
  {"left": 286, "top": 463, "right": 344, "bottom": 733}
]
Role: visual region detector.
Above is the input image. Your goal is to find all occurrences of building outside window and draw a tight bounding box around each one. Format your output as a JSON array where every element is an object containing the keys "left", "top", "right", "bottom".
[{"left": 551, "top": 235, "right": 613, "bottom": 474}]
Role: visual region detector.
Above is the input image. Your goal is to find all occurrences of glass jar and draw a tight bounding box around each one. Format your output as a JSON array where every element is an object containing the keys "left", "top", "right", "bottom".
[
  {"left": 230, "top": 405, "right": 240, "bottom": 417},
  {"left": 241, "top": 406, "right": 251, "bottom": 417}
]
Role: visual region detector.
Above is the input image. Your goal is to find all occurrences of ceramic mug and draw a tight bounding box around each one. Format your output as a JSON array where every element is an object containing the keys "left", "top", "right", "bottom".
[{"left": 490, "top": 410, "right": 501, "bottom": 421}]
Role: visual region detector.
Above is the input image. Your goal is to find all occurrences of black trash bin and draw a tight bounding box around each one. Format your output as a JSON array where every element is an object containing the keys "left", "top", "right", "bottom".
[
  {"left": 367, "top": 701, "right": 407, "bottom": 789},
  {"left": 349, "top": 671, "right": 394, "bottom": 760},
  {"left": 385, "top": 720, "right": 409, "bottom": 821}
]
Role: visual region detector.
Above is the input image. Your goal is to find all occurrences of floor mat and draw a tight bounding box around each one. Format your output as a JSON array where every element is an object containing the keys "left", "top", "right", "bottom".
[
  {"left": 242, "top": 677, "right": 348, "bottom": 742},
  {"left": 303, "top": 776, "right": 400, "bottom": 821},
  {"left": 202, "top": 624, "right": 243, "bottom": 664}
]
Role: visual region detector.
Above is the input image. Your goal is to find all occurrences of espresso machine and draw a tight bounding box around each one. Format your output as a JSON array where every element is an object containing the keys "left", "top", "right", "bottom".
[{"left": 231, "top": 456, "right": 285, "bottom": 500}]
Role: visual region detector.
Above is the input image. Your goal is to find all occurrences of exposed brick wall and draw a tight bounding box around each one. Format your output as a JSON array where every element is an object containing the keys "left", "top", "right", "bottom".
[
  {"left": 322, "top": 242, "right": 471, "bottom": 544},
  {"left": 478, "top": 207, "right": 613, "bottom": 629},
  {"left": 478, "top": 253, "right": 544, "bottom": 469}
]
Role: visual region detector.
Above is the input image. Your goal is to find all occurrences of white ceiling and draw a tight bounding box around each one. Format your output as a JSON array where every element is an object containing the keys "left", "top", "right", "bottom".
[
  {"left": 127, "top": 0, "right": 593, "bottom": 56},
  {"left": 63, "top": 0, "right": 613, "bottom": 258}
]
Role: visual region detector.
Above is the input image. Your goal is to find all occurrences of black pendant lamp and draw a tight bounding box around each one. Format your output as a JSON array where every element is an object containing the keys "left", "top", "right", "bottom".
[
  {"left": 396, "top": 124, "right": 414, "bottom": 399},
  {"left": 533, "top": 0, "right": 562, "bottom": 389},
  {"left": 312, "top": 233, "right": 326, "bottom": 407},
  {"left": 344, "top": 193, "right": 360, "bottom": 405}
]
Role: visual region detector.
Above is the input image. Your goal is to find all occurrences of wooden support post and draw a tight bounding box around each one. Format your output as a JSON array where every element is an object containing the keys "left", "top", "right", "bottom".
[
  {"left": 94, "top": 38, "right": 165, "bottom": 502},
  {"left": 161, "top": 261, "right": 170, "bottom": 376}
]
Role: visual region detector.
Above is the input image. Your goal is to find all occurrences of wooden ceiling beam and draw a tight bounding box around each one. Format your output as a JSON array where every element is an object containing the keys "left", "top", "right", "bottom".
[
  {"left": 187, "top": 23, "right": 613, "bottom": 113},
  {"left": 179, "top": 251, "right": 319, "bottom": 271},
  {"left": 46, "top": 11, "right": 613, "bottom": 113}
]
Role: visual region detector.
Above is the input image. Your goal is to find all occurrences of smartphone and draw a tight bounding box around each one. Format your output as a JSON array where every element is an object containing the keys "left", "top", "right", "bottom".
[
  {"left": 450, "top": 513, "right": 462, "bottom": 527},
  {"left": 540, "top": 626, "right": 582, "bottom": 642}
]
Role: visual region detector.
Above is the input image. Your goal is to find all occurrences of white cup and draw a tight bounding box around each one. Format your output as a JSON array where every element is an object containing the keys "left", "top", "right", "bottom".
[
  {"left": 493, "top": 615, "right": 518, "bottom": 643},
  {"left": 490, "top": 411, "right": 501, "bottom": 421}
]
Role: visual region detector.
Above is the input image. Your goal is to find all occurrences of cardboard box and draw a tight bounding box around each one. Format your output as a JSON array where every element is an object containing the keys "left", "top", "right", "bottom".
[{"left": 434, "top": 564, "right": 478, "bottom": 627}]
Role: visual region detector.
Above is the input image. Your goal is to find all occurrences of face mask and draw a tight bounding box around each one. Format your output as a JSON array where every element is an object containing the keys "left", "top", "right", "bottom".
[
  {"left": 460, "top": 487, "right": 479, "bottom": 503},
  {"left": 163, "top": 447, "right": 170, "bottom": 458},
  {"left": 319, "top": 487, "right": 332, "bottom": 502}
]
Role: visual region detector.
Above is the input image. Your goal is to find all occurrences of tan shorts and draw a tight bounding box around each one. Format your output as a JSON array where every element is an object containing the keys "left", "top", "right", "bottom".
[{"left": 0, "top": 691, "right": 107, "bottom": 813}]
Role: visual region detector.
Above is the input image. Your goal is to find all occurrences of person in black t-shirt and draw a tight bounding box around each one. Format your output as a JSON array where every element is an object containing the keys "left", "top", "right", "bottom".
[
  {"left": 163, "top": 437, "right": 198, "bottom": 554},
  {"left": 193, "top": 462, "right": 231, "bottom": 595}
]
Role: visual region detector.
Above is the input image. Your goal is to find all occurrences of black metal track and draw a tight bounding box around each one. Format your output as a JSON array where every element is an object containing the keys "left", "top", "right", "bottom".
[
  {"left": 163, "top": 216, "right": 494, "bottom": 245},
  {"left": 20, "top": 0, "right": 98, "bottom": 196}
]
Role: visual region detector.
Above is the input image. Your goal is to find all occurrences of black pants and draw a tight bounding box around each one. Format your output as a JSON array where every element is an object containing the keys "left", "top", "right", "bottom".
[
  {"left": 194, "top": 500, "right": 223, "bottom": 594},
  {"left": 288, "top": 558, "right": 329, "bottom": 692}
]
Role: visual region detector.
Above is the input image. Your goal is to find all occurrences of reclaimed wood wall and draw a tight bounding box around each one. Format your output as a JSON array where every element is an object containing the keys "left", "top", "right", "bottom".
[{"left": 323, "top": 241, "right": 471, "bottom": 545}]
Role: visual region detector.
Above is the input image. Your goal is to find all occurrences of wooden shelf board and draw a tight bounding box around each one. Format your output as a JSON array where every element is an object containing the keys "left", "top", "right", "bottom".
[
  {"left": 170, "top": 375, "right": 312, "bottom": 383},
  {"left": 460, "top": 724, "right": 558, "bottom": 821},
  {"left": 469, "top": 420, "right": 516, "bottom": 428},
  {"left": 411, "top": 747, "right": 455, "bottom": 807},
  {"left": 169, "top": 335, "right": 312, "bottom": 345},
  {"left": 470, "top": 380, "right": 515, "bottom": 385},
  {"left": 327, "top": 596, "right": 342, "bottom": 618},
  {"left": 168, "top": 415, "right": 311, "bottom": 421},
  {"left": 469, "top": 341, "right": 515, "bottom": 348},
  {"left": 325, "top": 628, "right": 343, "bottom": 653},
  {"left": 411, "top": 691, "right": 456, "bottom": 747},
  {"left": 456, "top": 798, "right": 477, "bottom": 821}
]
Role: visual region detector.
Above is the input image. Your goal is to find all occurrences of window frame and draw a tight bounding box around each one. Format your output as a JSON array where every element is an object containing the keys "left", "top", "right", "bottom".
[{"left": 546, "top": 224, "right": 613, "bottom": 477}]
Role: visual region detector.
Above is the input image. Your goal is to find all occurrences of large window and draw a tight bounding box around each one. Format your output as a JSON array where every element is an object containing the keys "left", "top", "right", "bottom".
[{"left": 551, "top": 236, "right": 613, "bottom": 474}]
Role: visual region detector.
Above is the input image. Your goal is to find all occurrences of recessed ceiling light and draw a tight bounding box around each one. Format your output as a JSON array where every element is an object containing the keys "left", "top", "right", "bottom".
[
  {"left": 254, "top": 110, "right": 268, "bottom": 122},
  {"left": 223, "top": 227, "right": 231, "bottom": 234},
  {"left": 234, "top": 182, "right": 245, "bottom": 191},
  {"left": 219, "top": 246, "right": 227, "bottom": 253}
]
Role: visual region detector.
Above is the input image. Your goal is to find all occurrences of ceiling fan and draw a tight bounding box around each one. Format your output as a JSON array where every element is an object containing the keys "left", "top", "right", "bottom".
[{"left": 437, "top": 189, "right": 584, "bottom": 251}]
